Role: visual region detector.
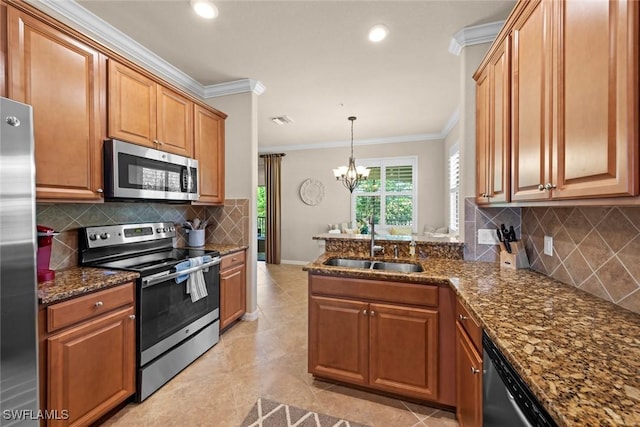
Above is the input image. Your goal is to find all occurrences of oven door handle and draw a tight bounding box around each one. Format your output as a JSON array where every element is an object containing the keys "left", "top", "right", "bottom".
[{"left": 141, "top": 257, "right": 221, "bottom": 288}]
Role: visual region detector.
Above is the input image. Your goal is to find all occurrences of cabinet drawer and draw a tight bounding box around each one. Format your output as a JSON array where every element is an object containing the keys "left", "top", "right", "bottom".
[
  {"left": 47, "top": 282, "right": 135, "bottom": 333},
  {"left": 456, "top": 298, "right": 482, "bottom": 351},
  {"left": 220, "top": 250, "right": 245, "bottom": 271},
  {"left": 310, "top": 275, "right": 438, "bottom": 308}
]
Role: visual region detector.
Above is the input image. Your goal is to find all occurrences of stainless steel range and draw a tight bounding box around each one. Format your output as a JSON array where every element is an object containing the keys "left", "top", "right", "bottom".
[{"left": 79, "top": 222, "right": 221, "bottom": 401}]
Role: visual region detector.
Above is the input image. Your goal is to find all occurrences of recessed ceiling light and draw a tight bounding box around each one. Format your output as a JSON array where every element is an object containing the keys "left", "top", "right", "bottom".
[
  {"left": 191, "top": 0, "right": 218, "bottom": 19},
  {"left": 368, "top": 24, "right": 389, "bottom": 42},
  {"left": 271, "top": 115, "right": 294, "bottom": 125}
]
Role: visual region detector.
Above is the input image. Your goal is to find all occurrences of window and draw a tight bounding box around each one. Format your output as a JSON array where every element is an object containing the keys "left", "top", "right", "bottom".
[
  {"left": 351, "top": 157, "right": 417, "bottom": 231},
  {"left": 448, "top": 145, "right": 460, "bottom": 233}
]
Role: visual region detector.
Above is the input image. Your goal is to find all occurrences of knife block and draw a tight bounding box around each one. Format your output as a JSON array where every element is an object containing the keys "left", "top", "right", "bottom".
[{"left": 499, "top": 241, "right": 530, "bottom": 270}]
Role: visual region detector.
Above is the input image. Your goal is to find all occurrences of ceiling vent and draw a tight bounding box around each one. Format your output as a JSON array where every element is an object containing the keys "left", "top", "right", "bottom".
[{"left": 270, "top": 115, "right": 294, "bottom": 125}]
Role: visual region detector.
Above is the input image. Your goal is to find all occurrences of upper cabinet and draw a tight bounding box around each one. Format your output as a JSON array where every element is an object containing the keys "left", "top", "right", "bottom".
[
  {"left": 477, "top": 0, "right": 639, "bottom": 204},
  {"left": 194, "top": 104, "right": 225, "bottom": 204},
  {"left": 108, "top": 60, "right": 194, "bottom": 158},
  {"left": 6, "top": 6, "right": 106, "bottom": 201},
  {"left": 475, "top": 37, "right": 510, "bottom": 204}
]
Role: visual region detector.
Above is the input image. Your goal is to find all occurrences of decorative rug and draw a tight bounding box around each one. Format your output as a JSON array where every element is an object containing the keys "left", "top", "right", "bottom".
[{"left": 240, "top": 398, "right": 370, "bottom": 427}]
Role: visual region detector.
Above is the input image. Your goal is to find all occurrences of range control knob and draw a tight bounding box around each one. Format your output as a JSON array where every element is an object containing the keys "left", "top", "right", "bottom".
[
  {"left": 156, "top": 227, "right": 163, "bottom": 233},
  {"left": 99, "top": 233, "right": 110, "bottom": 240},
  {"left": 169, "top": 226, "right": 175, "bottom": 232},
  {"left": 88, "top": 234, "right": 98, "bottom": 241}
]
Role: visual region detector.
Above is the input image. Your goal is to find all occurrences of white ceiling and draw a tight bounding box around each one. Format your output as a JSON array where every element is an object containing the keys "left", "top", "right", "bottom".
[{"left": 72, "top": 0, "right": 515, "bottom": 150}]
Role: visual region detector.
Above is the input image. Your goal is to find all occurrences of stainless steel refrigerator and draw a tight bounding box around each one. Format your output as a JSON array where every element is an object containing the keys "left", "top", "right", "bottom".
[{"left": 0, "top": 97, "right": 39, "bottom": 426}]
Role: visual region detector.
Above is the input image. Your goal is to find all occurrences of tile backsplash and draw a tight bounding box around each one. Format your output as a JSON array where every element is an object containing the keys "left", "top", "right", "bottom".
[
  {"left": 37, "top": 199, "right": 249, "bottom": 271},
  {"left": 464, "top": 197, "right": 640, "bottom": 314},
  {"left": 522, "top": 205, "right": 640, "bottom": 314}
]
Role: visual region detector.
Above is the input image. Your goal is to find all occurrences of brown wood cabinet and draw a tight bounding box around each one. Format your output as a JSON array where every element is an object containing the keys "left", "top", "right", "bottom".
[
  {"left": 108, "top": 60, "right": 194, "bottom": 157},
  {"left": 492, "top": 0, "right": 639, "bottom": 203},
  {"left": 308, "top": 274, "right": 453, "bottom": 404},
  {"left": 455, "top": 299, "right": 483, "bottom": 427},
  {"left": 476, "top": 37, "right": 510, "bottom": 204},
  {"left": 194, "top": 104, "right": 225, "bottom": 205},
  {"left": 6, "top": 6, "right": 106, "bottom": 201},
  {"left": 39, "top": 282, "right": 136, "bottom": 427},
  {"left": 219, "top": 250, "right": 246, "bottom": 330}
]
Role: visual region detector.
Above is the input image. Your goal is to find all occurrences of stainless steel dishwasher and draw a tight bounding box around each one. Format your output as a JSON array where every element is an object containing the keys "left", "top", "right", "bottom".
[{"left": 483, "top": 331, "right": 557, "bottom": 427}]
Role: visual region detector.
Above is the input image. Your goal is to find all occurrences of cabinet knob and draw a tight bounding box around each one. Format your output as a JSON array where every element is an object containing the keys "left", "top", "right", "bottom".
[
  {"left": 96, "top": 188, "right": 104, "bottom": 193},
  {"left": 458, "top": 314, "right": 468, "bottom": 321},
  {"left": 129, "top": 314, "right": 136, "bottom": 320},
  {"left": 362, "top": 309, "right": 368, "bottom": 315},
  {"left": 95, "top": 301, "right": 103, "bottom": 308},
  {"left": 471, "top": 367, "right": 480, "bottom": 374},
  {"left": 153, "top": 139, "right": 159, "bottom": 145},
  {"left": 538, "top": 184, "right": 545, "bottom": 191},
  {"left": 544, "top": 182, "right": 557, "bottom": 190},
  {"left": 370, "top": 310, "right": 375, "bottom": 316}
]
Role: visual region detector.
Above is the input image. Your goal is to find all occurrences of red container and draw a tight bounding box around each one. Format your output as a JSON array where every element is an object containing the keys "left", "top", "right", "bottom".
[{"left": 37, "top": 225, "right": 57, "bottom": 282}]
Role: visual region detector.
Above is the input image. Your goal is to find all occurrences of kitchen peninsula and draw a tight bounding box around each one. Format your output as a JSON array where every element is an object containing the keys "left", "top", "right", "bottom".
[{"left": 305, "top": 234, "right": 640, "bottom": 427}]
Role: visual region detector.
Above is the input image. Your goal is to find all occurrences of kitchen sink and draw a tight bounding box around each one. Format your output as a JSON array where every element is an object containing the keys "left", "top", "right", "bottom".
[
  {"left": 323, "top": 258, "right": 423, "bottom": 273},
  {"left": 370, "top": 261, "right": 423, "bottom": 273},
  {"left": 324, "top": 258, "right": 373, "bottom": 269}
]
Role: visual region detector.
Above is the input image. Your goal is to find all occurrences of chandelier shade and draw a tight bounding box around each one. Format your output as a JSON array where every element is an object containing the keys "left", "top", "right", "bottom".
[{"left": 333, "top": 116, "right": 369, "bottom": 192}]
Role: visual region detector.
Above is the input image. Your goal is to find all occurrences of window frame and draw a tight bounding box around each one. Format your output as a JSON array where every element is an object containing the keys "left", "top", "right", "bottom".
[{"left": 350, "top": 156, "right": 418, "bottom": 233}]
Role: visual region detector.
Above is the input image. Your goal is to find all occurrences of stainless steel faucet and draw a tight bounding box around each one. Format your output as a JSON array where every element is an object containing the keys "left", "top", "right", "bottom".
[{"left": 369, "top": 216, "right": 383, "bottom": 257}]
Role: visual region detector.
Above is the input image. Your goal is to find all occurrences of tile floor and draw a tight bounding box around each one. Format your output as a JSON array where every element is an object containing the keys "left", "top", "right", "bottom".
[{"left": 103, "top": 262, "right": 458, "bottom": 427}]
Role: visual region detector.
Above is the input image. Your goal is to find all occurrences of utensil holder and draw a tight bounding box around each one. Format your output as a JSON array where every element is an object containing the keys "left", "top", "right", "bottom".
[
  {"left": 187, "top": 229, "right": 205, "bottom": 247},
  {"left": 499, "top": 241, "right": 530, "bottom": 270}
]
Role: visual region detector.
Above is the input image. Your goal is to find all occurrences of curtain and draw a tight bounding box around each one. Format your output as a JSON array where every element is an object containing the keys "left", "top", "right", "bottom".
[{"left": 260, "top": 153, "right": 285, "bottom": 264}]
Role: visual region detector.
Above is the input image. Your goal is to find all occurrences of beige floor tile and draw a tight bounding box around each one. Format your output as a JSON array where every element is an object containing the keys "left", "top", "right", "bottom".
[{"left": 103, "top": 262, "right": 457, "bottom": 427}]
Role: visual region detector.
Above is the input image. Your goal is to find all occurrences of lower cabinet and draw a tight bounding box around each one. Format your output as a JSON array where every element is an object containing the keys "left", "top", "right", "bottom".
[
  {"left": 455, "top": 299, "right": 483, "bottom": 427},
  {"left": 39, "top": 282, "right": 136, "bottom": 427},
  {"left": 219, "top": 250, "right": 246, "bottom": 330},
  {"left": 308, "top": 274, "right": 452, "bottom": 404}
]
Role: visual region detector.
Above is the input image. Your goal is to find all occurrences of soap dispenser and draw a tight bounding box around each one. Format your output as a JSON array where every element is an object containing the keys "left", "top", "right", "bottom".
[{"left": 409, "top": 236, "right": 416, "bottom": 257}]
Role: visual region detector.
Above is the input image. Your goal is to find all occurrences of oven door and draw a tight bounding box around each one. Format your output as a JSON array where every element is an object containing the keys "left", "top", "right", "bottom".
[{"left": 139, "top": 258, "right": 220, "bottom": 366}]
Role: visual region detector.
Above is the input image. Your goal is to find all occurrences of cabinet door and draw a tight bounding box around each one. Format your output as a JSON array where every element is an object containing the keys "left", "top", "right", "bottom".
[
  {"left": 552, "top": 0, "right": 638, "bottom": 198},
  {"left": 156, "top": 85, "right": 194, "bottom": 157},
  {"left": 369, "top": 303, "right": 439, "bottom": 401},
  {"left": 455, "top": 322, "right": 483, "bottom": 427},
  {"left": 308, "top": 296, "right": 368, "bottom": 385},
  {"left": 511, "top": 0, "right": 553, "bottom": 201},
  {"left": 220, "top": 263, "right": 246, "bottom": 330},
  {"left": 47, "top": 307, "right": 135, "bottom": 427},
  {"left": 487, "top": 37, "right": 510, "bottom": 203},
  {"left": 7, "top": 8, "right": 105, "bottom": 201},
  {"left": 194, "top": 104, "right": 225, "bottom": 204},
  {"left": 475, "top": 68, "right": 490, "bottom": 204},
  {"left": 108, "top": 60, "right": 156, "bottom": 147}
]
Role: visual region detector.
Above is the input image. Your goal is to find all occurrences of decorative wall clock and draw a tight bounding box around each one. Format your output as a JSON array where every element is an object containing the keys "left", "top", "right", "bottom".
[{"left": 299, "top": 178, "right": 325, "bottom": 206}]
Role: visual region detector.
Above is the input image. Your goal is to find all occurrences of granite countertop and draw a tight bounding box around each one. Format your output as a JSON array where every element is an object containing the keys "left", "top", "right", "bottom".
[
  {"left": 305, "top": 254, "right": 640, "bottom": 426},
  {"left": 182, "top": 243, "right": 248, "bottom": 256},
  {"left": 37, "top": 267, "right": 140, "bottom": 305},
  {"left": 312, "top": 232, "right": 463, "bottom": 245}
]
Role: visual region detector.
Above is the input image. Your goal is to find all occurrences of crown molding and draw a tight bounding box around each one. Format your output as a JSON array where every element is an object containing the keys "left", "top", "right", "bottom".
[
  {"left": 26, "top": 0, "right": 264, "bottom": 99},
  {"left": 203, "top": 79, "right": 266, "bottom": 98},
  {"left": 448, "top": 21, "right": 504, "bottom": 56},
  {"left": 258, "top": 108, "right": 460, "bottom": 154}
]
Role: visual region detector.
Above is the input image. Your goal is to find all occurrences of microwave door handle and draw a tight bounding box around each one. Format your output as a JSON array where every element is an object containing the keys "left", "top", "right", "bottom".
[{"left": 141, "top": 258, "right": 221, "bottom": 288}]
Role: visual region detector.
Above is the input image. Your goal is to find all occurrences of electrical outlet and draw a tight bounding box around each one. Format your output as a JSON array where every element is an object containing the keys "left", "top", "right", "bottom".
[
  {"left": 543, "top": 236, "right": 553, "bottom": 256},
  {"left": 478, "top": 228, "right": 499, "bottom": 245}
]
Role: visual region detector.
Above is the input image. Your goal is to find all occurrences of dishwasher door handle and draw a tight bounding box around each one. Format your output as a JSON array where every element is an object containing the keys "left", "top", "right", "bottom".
[{"left": 507, "top": 390, "right": 534, "bottom": 427}]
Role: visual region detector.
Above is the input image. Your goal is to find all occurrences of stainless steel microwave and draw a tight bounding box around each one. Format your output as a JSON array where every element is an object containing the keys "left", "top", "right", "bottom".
[{"left": 104, "top": 139, "right": 199, "bottom": 202}]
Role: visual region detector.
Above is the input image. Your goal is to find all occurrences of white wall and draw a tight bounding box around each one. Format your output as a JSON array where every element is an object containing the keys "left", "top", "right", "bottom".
[
  {"left": 206, "top": 92, "right": 259, "bottom": 317},
  {"left": 278, "top": 139, "right": 445, "bottom": 263}
]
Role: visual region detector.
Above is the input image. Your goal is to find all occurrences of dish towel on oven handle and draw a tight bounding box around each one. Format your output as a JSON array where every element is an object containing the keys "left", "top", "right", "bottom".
[{"left": 174, "top": 255, "right": 212, "bottom": 302}]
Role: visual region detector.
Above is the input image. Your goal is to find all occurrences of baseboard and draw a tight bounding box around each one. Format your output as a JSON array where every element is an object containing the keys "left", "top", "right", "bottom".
[{"left": 242, "top": 310, "right": 259, "bottom": 321}]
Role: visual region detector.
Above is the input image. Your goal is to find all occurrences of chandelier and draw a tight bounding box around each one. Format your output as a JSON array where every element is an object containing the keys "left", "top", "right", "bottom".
[{"left": 333, "top": 116, "right": 369, "bottom": 193}]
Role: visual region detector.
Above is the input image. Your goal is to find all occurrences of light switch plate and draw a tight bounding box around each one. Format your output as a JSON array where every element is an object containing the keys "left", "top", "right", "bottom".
[
  {"left": 543, "top": 236, "right": 553, "bottom": 256},
  {"left": 478, "top": 228, "right": 499, "bottom": 245}
]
